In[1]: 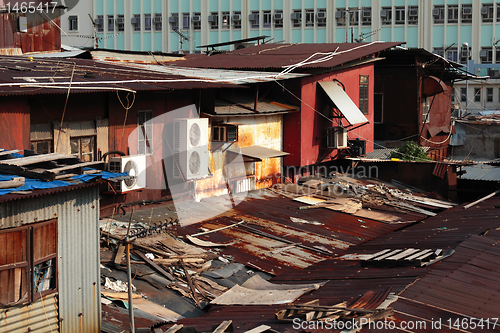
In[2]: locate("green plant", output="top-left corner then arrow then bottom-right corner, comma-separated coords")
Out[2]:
388,141 -> 432,161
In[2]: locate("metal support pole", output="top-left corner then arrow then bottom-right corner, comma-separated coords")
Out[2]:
126,242 -> 135,333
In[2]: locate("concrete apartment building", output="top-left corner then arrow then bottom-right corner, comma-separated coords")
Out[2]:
60,0 -> 500,114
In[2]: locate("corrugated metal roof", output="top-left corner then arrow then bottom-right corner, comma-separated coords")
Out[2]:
172,42 -> 403,70
461,164 -> 500,181
318,81 -> 368,125
0,56 -> 234,96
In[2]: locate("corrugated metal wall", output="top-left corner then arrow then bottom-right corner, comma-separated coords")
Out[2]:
0,185 -> 101,333
0,294 -> 59,332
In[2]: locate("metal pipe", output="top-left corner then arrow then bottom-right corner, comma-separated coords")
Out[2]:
126,242 -> 135,333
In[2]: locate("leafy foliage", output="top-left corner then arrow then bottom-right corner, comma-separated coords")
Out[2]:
389,141 -> 432,161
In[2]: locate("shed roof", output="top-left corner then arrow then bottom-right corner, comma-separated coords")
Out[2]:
171,42 -> 403,71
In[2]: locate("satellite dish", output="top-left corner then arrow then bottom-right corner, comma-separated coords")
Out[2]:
123,159 -> 138,188
189,151 -> 200,175
189,122 -> 201,147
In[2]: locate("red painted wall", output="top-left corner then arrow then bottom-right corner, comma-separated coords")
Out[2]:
283,63 -> 375,168
0,97 -> 30,150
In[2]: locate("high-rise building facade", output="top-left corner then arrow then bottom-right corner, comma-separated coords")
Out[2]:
61,0 -> 500,114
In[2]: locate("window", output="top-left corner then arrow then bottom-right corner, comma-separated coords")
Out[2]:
192,12 -> 201,30
462,4 -> 472,23
138,110 -> 153,155
116,15 -> 124,32
0,220 -> 57,308
336,8 -> 346,26
212,124 -> 238,142
482,4 -> 494,22
447,5 -> 458,23
317,8 -> 326,27
446,47 -> 458,62
422,97 -> 430,123
395,7 -> 405,25
433,5 -> 444,24
96,15 -> 103,32
460,45 -> 471,62
221,12 -> 230,29
154,13 -> 162,31
250,11 -> 259,29
144,14 -> 151,31
208,12 -> 218,29
263,10 -> 272,28
133,14 -> 141,31
381,7 -> 392,25
480,47 -> 493,63
71,136 -> 95,162
349,8 -> 359,25
474,88 -> 481,102
433,47 -> 444,57
107,15 -> 114,32
461,87 -> 467,102
305,9 -> 314,27
169,13 -> 178,30
361,7 -> 371,26
274,10 -> 283,28
68,15 -> 78,31
359,76 -> 369,115
30,123 -> 53,155
292,9 -> 301,27
487,88 -> 493,102
233,11 -> 241,29
182,13 -> 190,30
408,6 -> 418,24
497,4 -> 500,22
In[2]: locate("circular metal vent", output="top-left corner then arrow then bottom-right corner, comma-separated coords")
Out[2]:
189,151 -> 200,175
123,160 -> 138,188
189,122 -> 201,147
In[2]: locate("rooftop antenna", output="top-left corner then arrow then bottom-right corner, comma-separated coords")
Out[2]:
354,29 -> 380,43
173,29 -> 190,55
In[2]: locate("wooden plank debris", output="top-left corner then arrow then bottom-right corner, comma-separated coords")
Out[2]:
0,177 -> 24,189
190,220 -> 246,237
114,244 -> 126,266
463,189 -> 500,209
360,248 -> 446,267
133,250 -> 176,281
212,320 -> 233,333
0,153 -> 76,166
164,324 -> 184,333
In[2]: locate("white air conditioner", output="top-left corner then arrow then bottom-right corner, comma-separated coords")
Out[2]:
362,10 -> 371,18
208,15 -> 217,22
232,14 -> 241,21
248,14 -> 258,21
168,16 -> 177,23
408,8 -> 418,16
94,18 -> 103,25
432,8 -> 441,16
192,15 -> 201,22
173,118 -> 209,180
131,17 -> 140,24
327,127 -> 348,149
462,7 -> 472,15
317,11 -> 326,19
108,155 -> 147,193
380,9 -> 388,17
291,12 -> 301,20
481,6 -> 489,15
480,49 -> 488,58
153,16 -> 162,23
335,11 -> 343,18
116,17 -> 125,24
274,12 -> 283,20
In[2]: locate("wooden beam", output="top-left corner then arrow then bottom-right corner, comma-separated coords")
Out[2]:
164,324 -> 184,333
0,164 -> 56,181
463,189 -> 500,209
213,321 -> 233,333
114,244 -> 126,266
49,161 -> 105,173
133,250 -> 176,282
0,149 -> 22,157
0,177 -> 24,189
0,153 -> 77,167
180,259 -> 202,308
190,220 -> 245,237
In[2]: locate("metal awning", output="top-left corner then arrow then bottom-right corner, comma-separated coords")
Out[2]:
318,81 -> 369,126
227,145 -> 289,161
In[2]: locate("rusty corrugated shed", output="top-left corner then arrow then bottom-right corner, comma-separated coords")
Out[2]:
0,294 -> 59,332
172,42 -> 402,70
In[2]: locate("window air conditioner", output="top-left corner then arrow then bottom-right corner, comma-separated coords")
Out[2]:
362,10 -> 371,18
380,9 -> 388,17
168,16 -> 177,23
481,6 -> 489,15
480,50 -> 488,58
335,11 -> 343,18
327,127 -> 348,149
153,16 -> 162,23
408,8 -> 418,16
462,7 -> 472,15
94,18 -> 103,25
274,12 -> 283,20
290,12 -> 301,20
248,14 -> 258,21
131,17 -> 140,24
173,118 -> 209,180
116,17 -> 125,24
192,15 -> 201,22
208,15 -> 217,22
232,14 -> 241,21
317,11 -> 326,19
108,155 -> 147,193
432,8 -> 441,16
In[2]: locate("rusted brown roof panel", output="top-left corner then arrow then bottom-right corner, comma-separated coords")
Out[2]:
172,42 -> 402,70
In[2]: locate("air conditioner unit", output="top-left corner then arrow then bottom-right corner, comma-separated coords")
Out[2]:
335,11 -> 343,18
327,127 -> 348,149
488,69 -> 499,78
168,16 -> 177,23
461,48 -> 469,59
432,8 -> 441,16
317,11 -> 326,19
481,6 -> 489,15
108,155 -> 147,193
408,8 -> 418,16
94,18 -> 103,25
131,17 -> 140,24
362,10 -> 371,18
116,17 -> 125,24
173,118 -> 209,180
192,15 -> 201,22
380,9 -> 388,17
248,14 -> 258,21
274,12 -> 283,20
208,15 -> 217,22
480,49 -> 489,58
349,140 -> 366,156
290,12 -> 301,20
462,7 -> 472,15
232,14 -> 241,21
153,16 -> 162,23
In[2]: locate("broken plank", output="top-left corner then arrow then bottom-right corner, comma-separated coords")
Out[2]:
114,245 -> 126,266
133,250 -> 176,282
181,259 -> 202,308
463,189 -> 500,209
49,161 -> 105,174
190,220 -> 245,237
153,258 -> 205,265
386,201 -> 437,216
0,153 -> 77,166
0,177 -> 24,189
213,321 -> 233,333
243,325 -> 272,333
0,149 -> 22,157
164,324 -> 184,333
0,164 -> 56,181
